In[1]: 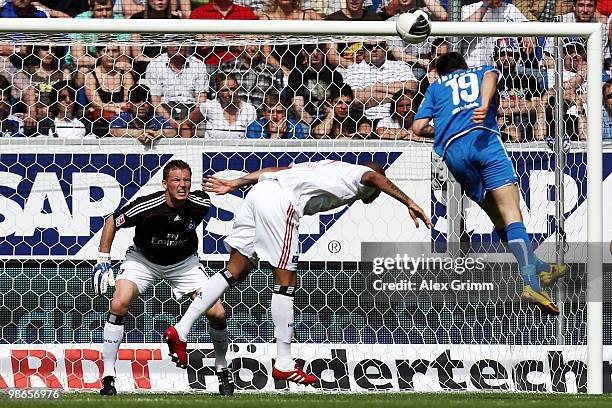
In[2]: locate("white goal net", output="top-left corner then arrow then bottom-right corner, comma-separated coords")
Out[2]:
0,20 -> 606,393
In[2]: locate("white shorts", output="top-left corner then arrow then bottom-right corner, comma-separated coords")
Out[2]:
117,246 -> 208,299
224,180 -> 300,271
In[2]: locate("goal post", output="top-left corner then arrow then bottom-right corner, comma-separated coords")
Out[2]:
0,18 -> 605,394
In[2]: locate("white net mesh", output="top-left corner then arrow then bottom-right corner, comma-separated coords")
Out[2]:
0,25 -> 606,393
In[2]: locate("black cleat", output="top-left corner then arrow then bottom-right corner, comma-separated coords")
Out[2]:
216,368 -> 235,396
100,376 -> 117,395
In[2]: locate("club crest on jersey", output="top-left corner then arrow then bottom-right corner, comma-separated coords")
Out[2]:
115,214 -> 126,227
187,221 -> 195,230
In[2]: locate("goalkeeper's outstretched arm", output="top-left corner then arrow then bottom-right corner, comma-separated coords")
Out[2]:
203,166 -> 289,194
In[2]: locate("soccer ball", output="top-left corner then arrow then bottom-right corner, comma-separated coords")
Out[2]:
396,9 -> 432,44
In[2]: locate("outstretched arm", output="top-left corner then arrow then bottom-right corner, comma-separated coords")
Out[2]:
361,171 -> 433,228
203,166 -> 289,194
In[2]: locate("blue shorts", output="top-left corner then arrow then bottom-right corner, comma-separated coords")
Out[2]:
443,130 -> 518,204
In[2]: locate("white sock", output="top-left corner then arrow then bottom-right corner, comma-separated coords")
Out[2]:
271,292 -> 294,371
102,322 -> 124,378
209,325 -> 228,370
174,272 -> 230,340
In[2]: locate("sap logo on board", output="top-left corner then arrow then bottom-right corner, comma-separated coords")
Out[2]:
202,152 -> 401,255
0,154 -> 172,256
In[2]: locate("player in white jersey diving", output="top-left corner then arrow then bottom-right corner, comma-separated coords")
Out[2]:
163,160 -> 432,385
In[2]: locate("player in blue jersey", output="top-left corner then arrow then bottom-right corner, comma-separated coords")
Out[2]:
413,52 -> 567,316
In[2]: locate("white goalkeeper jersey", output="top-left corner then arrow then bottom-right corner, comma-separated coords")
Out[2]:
259,160 -> 377,216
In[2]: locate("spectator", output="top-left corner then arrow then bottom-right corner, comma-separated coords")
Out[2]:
0,75 -> 24,137
604,57 -> 612,81
215,45 -> 284,112
131,0 -> 185,18
603,79 -> 612,140
461,0 -> 528,67
189,73 -> 257,139
286,44 -> 345,124
382,0 -> 447,21
191,0 -> 257,72
110,84 -> 176,142
38,80 -> 92,138
544,0 -> 609,61
131,0 -> 182,80
325,0 -> 382,69
598,0 -> 612,16
547,42 -> 587,140
24,46 -> 71,120
84,45 -> 134,125
325,0 -> 380,19
257,0 -> 321,73
494,44 -> 547,141
68,0 -> 130,79
247,94 -> 307,139
31,0 -> 88,17
0,43 -> 35,125
343,40 -> 418,121
375,89 -> 422,140
513,0 -> 573,21
305,0 -> 373,16
144,46 -> 209,137
517,36 -> 546,92
113,0 -> 143,17
0,0 -> 49,18
415,37 -> 449,107
234,0 -> 267,13
115,0 -> 190,17
311,86 -> 364,138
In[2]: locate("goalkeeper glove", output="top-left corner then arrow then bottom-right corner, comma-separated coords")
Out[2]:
93,252 -> 115,295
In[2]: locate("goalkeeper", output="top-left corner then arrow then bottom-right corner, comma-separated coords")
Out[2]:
412,52 -> 567,315
163,159 -> 432,386
92,160 -> 234,396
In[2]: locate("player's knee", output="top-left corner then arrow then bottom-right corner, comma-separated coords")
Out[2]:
109,296 -> 130,316
206,302 -> 226,324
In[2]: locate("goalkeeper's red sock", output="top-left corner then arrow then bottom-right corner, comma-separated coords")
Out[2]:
272,287 -> 295,371
102,314 -> 125,378
175,271 -> 230,339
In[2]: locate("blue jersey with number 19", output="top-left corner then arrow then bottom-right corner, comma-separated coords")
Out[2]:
414,65 -> 500,157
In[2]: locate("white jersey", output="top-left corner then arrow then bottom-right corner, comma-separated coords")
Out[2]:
259,160 -> 377,216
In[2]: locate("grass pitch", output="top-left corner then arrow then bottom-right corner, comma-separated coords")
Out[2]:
3,392 -> 612,408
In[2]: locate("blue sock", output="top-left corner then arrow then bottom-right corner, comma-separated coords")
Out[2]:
505,222 -> 541,292
497,227 -> 549,273
535,258 -> 550,273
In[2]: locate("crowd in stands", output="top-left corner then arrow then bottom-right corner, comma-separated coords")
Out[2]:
1,0 -> 612,141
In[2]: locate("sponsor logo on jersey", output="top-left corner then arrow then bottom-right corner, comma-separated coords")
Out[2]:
174,214 -> 182,222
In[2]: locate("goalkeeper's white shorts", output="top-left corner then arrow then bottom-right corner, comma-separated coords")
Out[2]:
224,179 -> 300,272
117,246 -> 208,299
